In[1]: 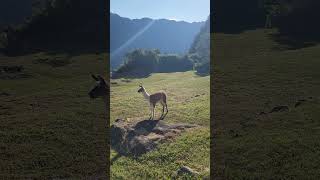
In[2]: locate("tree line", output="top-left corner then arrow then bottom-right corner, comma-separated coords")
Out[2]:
213,0 -> 320,42
1,0 -> 106,55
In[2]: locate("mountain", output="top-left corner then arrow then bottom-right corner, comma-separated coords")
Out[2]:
110,13 -> 204,69
189,16 -> 210,62
189,16 -> 210,75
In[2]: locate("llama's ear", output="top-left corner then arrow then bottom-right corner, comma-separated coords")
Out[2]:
91,74 -> 99,81
97,75 -> 107,85
97,75 -> 105,81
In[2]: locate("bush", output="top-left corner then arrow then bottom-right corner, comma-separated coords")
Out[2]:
114,49 -> 159,78
113,49 -> 194,78
157,54 -> 193,73
194,61 -> 210,75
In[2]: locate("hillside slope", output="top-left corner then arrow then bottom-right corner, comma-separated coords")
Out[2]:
110,71 -> 210,178
189,16 -> 210,74
213,29 -> 320,179
189,16 -> 210,62
0,52 -> 108,178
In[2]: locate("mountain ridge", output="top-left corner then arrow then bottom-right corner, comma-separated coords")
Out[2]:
110,13 -> 204,69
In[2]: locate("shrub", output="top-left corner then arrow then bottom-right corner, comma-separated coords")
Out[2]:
157,54 -> 193,73
113,49 -> 194,78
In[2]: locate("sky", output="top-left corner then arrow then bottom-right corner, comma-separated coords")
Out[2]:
110,0 -> 210,23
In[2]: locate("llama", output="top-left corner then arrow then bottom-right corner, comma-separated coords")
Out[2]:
88,74 -> 109,107
88,74 -> 110,178
137,85 -> 168,120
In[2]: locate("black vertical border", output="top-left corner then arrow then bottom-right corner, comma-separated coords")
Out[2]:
106,0 -> 110,179
210,1 -> 215,179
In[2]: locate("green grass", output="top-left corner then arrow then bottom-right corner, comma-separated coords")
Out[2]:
0,52 -> 108,178
213,29 -> 320,179
110,71 -> 210,179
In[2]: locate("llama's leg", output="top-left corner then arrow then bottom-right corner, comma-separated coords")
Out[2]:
148,105 -> 153,120
152,104 -> 156,120
160,101 -> 165,120
152,108 -> 155,120
149,107 -> 154,120
162,103 -> 168,119
160,105 -> 165,119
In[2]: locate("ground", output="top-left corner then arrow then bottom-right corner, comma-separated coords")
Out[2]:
0,52 -> 108,178
110,71 -> 210,179
213,29 -> 320,179
3,27 -> 318,179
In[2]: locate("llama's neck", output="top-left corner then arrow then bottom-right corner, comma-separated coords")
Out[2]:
102,95 -> 109,108
142,90 -> 150,101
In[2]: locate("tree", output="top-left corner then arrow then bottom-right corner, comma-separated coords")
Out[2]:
274,0 -> 320,41
213,0 -> 266,33
3,0 -> 106,55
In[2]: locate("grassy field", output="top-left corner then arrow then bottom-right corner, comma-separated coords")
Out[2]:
110,71 -> 210,179
0,52 -> 108,178
213,29 -> 320,179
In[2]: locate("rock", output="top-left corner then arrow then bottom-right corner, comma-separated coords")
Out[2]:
177,166 -> 199,176
269,106 -> 289,113
295,99 -> 307,108
1,65 -> 23,73
111,118 -> 198,156
295,102 -> 302,108
0,92 -> 10,96
259,111 -> 267,115
229,129 -> 239,138
121,79 -> 131,83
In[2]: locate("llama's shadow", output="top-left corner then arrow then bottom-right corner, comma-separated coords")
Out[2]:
132,119 -> 161,135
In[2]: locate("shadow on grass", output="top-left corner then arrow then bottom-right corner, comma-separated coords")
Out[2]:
214,25 -> 262,35
111,72 -> 151,79
112,71 -> 208,80
111,153 -> 122,165
2,45 -> 107,57
270,33 -> 318,50
195,72 -> 210,77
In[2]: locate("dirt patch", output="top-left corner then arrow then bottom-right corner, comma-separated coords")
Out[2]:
0,65 -> 31,79
111,118 -> 198,157
33,56 -> 71,67
0,66 -> 24,73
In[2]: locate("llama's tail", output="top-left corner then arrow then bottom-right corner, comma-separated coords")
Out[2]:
162,92 -> 167,104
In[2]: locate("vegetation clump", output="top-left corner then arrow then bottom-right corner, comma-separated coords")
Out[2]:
113,49 -> 194,78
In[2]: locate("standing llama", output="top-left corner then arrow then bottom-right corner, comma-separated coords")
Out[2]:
137,85 -> 168,120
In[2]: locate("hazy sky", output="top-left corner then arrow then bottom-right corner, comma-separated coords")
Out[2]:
110,0 -> 210,23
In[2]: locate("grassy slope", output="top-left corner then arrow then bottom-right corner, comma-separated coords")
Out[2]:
110,71 -> 210,179
213,29 -> 320,179
0,52 -> 108,178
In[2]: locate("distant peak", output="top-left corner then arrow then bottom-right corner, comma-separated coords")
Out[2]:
110,12 -> 205,24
